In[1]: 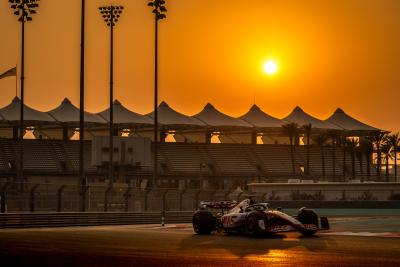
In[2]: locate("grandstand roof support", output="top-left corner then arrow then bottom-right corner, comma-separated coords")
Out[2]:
251,131 -> 257,145
205,130 -> 211,144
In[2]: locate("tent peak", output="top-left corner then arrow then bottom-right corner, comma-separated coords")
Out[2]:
250,104 -> 260,110
159,101 -> 169,107
62,98 -> 71,104
293,106 -> 303,112
113,99 -> 121,105
204,103 -> 214,109
12,96 -> 20,102
335,108 -> 344,113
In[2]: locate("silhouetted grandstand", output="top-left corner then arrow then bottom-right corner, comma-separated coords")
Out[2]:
0,97 -> 388,188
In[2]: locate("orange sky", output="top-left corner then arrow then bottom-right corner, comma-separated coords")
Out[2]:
0,0 -> 399,132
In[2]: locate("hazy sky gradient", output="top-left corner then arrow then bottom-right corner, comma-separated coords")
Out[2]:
0,0 -> 399,131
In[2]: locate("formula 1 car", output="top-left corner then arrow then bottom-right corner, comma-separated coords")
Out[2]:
192,198 -> 330,236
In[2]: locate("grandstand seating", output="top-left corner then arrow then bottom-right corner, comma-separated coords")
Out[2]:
159,143 -> 207,174
204,144 -> 258,175
23,140 -> 59,172
0,139 -> 12,170
253,145 -> 294,176
0,139 -> 377,181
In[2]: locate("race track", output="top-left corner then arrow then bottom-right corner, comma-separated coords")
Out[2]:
0,216 -> 399,267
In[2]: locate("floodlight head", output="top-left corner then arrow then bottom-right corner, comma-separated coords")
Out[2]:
9,0 -> 40,22
98,5 -> 124,27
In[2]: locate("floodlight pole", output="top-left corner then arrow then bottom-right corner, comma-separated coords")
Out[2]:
109,14 -> 114,187
99,5 -> 123,188
148,0 -> 167,189
153,14 -> 159,189
19,13 -> 25,187
79,0 -> 86,212
9,0 -> 39,188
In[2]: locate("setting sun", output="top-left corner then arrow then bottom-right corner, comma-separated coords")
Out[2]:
263,60 -> 278,75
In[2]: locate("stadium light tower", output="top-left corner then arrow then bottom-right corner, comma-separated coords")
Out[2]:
79,0 -> 86,212
147,0 -> 167,188
9,0 -> 40,186
99,5 -> 124,185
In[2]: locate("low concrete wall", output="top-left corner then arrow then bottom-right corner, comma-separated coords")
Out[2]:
266,200 -> 400,209
248,182 -> 400,201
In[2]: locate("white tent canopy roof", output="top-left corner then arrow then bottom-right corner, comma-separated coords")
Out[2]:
98,99 -> 153,125
147,101 -> 205,127
194,103 -> 252,128
0,97 -> 55,123
239,105 -> 286,128
48,98 -> 105,124
325,108 -> 379,132
284,106 -> 341,130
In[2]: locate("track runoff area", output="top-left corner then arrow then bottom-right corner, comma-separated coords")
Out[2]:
0,216 -> 399,267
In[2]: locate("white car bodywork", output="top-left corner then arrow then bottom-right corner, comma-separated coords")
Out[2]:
219,199 -> 317,233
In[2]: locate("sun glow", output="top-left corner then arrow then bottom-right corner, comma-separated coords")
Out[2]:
263,60 -> 278,75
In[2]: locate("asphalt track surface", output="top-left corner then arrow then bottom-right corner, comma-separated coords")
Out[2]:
0,217 -> 399,267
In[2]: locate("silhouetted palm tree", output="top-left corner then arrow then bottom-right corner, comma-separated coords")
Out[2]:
381,143 -> 392,181
386,133 -> 399,181
367,132 -> 387,179
360,138 -> 373,181
301,124 -> 312,176
312,134 -> 328,179
339,135 -> 348,180
355,145 -> 364,181
346,138 -> 359,179
327,130 -> 340,180
282,122 -> 299,177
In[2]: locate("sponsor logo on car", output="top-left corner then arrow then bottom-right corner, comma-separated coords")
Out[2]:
267,225 -> 295,233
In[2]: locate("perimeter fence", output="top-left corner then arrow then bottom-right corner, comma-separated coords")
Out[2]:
0,181 -> 243,213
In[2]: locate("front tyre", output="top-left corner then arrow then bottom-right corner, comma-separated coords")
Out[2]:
245,214 -> 263,237
297,208 -> 318,236
193,210 -> 215,234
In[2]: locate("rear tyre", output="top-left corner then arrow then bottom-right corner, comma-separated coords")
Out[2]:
193,210 -> 215,234
297,208 -> 319,236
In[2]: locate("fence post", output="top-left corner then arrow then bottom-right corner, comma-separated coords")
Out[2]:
80,184 -> 89,212
57,185 -> 67,212
0,183 -> 10,213
161,189 -> 169,226
194,190 -> 202,210
144,189 -> 151,211
104,185 -> 113,212
124,186 -> 132,212
30,184 -> 40,212
179,189 -> 186,211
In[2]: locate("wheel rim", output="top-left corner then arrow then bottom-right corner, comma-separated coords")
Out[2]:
247,217 -> 256,234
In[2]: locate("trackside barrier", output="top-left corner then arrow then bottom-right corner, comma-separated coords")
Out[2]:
0,211 -> 194,229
